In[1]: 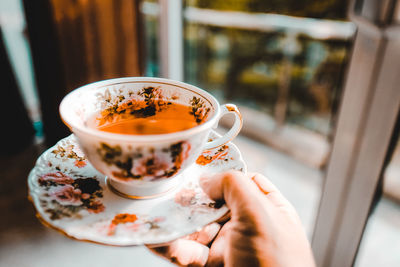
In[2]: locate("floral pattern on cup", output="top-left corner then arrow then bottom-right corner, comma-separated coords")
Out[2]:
96,141 -> 191,181
189,96 -> 211,124
96,86 -> 172,126
38,172 -> 105,220
59,78 -> 243,198
93,86 -> 210,128
92,86 -> 210,126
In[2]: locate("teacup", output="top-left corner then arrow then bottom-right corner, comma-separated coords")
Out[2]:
59,77 -> 242,198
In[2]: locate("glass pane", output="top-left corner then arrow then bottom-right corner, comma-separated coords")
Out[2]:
355,135 -> 400,267
182,0 -> 355,236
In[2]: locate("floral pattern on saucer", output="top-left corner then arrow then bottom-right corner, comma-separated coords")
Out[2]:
196,144 -> 230,166
28,132 -> 246,246
37,172 -> 105,220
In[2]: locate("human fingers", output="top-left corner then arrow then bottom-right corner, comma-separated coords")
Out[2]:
247,172 -> 278,194
148,239 -> 209,267
200,170 -> 260,210
200,170 -> 270,224
146,223 -> 220,266
206,221 -> 232,267
248,172 -> 292,208
215,210 -> 231,224
186,222 -> 221,245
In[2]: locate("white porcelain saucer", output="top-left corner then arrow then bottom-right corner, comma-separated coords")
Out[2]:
28,131 -> 246,246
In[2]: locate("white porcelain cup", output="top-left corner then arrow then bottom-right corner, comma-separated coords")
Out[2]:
60,77 -> 242,198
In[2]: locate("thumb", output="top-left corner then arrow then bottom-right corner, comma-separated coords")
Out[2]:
199,170 -> 264,217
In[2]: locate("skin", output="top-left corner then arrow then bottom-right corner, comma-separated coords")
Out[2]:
148,170 -> 316,267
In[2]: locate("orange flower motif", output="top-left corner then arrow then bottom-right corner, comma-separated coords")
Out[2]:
107,213 -> 138,236
74,160 -> 86,168
112,213 -> 138,225
196,155 -> 213,165
196,145 -> 229,166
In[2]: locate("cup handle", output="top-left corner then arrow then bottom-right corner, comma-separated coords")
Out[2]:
203,104 -> 243,150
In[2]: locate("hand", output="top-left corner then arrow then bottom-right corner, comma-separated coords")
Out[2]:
147,170 -> 316,267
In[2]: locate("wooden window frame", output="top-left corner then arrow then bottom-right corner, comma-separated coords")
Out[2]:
312,0 -> 400,266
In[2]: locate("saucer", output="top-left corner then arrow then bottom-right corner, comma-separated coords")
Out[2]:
28,131 -> 246,246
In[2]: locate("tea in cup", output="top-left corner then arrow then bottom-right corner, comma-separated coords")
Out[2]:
60,77 -> 242,198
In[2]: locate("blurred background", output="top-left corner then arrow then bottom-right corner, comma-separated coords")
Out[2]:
0,0 -> 399,266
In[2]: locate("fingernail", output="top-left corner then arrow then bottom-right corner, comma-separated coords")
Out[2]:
198,245 -> 209,266
173,240 -> 209,266
197,223 -> 221,244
